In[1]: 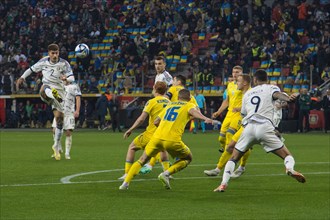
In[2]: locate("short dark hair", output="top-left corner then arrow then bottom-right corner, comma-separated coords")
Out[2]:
175,74 -> 186,86
48,44 -> 59,51
254,69 -> 268,82
178,89 -> 191,101
154,81 -> 167,95
155,56 -> 166,63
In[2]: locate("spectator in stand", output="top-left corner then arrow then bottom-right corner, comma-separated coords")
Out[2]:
25,100 -> 33,127
321,89 -> 330,133
80,79 -> 89,93
321,66 -> 330,83
1,0 -> 330,99
78,99 -> 94,128
298,88 -> 311,133
95,93 -> 108,130
109,93 -> 122,132
16,102 -> 26,128
89,76 -> 99,93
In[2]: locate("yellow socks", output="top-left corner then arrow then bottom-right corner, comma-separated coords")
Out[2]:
125,161 -> 133,174
124,160 -> 142,184
217,150 -> 232,169
165,160 -> 189,175
161,161 -> 170,171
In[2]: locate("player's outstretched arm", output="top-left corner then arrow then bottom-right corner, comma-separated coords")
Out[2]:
74,96 -> 81,118
273,92 -> 298,102
189,107 -> 212,123
123,112 -> 148,139
212,97 -> 228,118
16,77 -> 25,91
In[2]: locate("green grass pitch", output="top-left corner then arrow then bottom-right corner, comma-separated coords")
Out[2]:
1,129 -> 329,220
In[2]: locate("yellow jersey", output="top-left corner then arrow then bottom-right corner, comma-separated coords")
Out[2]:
227,81 -> 243,112
143,96 -> 170,137
167,85 -> 198,106
153,101 -> 197,142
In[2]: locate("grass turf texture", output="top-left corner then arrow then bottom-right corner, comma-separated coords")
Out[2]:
0,130 -> 329,220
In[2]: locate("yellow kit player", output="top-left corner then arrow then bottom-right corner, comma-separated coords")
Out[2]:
204,66 -> 248,176
118,81 -> 170,180
166,74 -> 198,106
140,74 -> 198,174
119,89 -> 214,190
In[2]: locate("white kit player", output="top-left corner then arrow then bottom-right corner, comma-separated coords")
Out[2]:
16,44 -> 75,160
273,98 -> 287,142
214,69 -> 306,192
154,56 -> 173,86
52,81 -> 81,159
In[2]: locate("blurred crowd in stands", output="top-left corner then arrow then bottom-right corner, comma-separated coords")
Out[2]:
0,0 -> 330,95
1,0 -> 330,130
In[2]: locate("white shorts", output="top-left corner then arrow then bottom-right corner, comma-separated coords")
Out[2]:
40,86 -> 65,113
52,115 -> 75,130
52,89 -> 65,112
235,121 -> 283,153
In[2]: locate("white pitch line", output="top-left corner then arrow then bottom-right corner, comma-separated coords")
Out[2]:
61,161 -> 330,184
1,171 -> 329,188
60,169 -> 123,184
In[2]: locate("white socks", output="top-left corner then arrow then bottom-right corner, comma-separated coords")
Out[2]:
221,160 -> 236,185
284,155 -> 295,172
54,128 -> 62,150
65,136 -> 72,155
237,165 -> 245,171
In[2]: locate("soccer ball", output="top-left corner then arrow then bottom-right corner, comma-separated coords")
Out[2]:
75,43 -> 89,58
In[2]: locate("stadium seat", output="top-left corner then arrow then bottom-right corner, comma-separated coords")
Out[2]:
98,80 -> 105,87
252,61 -> 260,68
192,33 -> 198,41
30,81 -> 36,89
98,43 -> 105,50
223,77 -> 228,85
105,43 -> 111,49
283,84 -> 293,93
146,79 -> 154,88
91,44 -> 98,50
282,67 -> 291,76
270,77 -> 278,85
173,55 -> 180,63
301,84 -> 309,90
260,60 -> 270,69
210,86 -> 218,94
292,84 -> 301,93
169,63 -> 177,71
180,55 -> 188,63
198,33 -> 206,40
266,68 -> 273,76
273,68 -> 281,76
203,86 -> 210,94
68,52 -> 75,59
187,86 -> 194,94
218,86 -> 225,92
277,76 -> 286,85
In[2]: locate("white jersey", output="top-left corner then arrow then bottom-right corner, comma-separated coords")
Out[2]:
30,57 -> 73,90
241,84 -> 280,127
63,83 -> 82,115
155,70 -> 173,86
